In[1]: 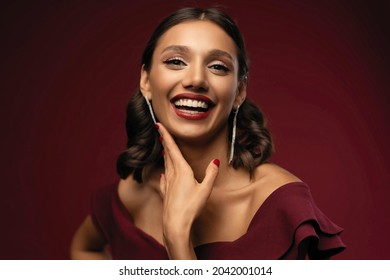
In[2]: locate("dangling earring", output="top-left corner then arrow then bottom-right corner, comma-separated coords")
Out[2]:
229,104 -> 240,165
144,95 -> 157,124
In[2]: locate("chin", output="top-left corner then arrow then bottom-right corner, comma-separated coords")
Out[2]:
172,128 -> 207,142
172,124 -> 226,146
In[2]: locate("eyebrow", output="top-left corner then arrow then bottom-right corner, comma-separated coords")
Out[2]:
208,49 -> 234,61
161,45 -> 189,54
161,45 -> 234,61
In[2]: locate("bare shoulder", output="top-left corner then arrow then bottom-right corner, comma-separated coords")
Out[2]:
251,163 -> 302,202
117,175 -> 146,214
117,171 -> 162,215
254,163 -> 302,186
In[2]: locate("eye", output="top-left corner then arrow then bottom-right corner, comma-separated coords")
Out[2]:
208,62 -> 230,74
163,57 -> 187,69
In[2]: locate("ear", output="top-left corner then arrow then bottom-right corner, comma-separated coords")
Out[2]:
234,79 -> 247,109
140,65 -> 152,99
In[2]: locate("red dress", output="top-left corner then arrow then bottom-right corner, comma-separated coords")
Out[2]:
91,182 -> 345,259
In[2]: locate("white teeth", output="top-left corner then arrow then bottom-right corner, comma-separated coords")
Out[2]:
180,109 -> 201,115
174,99 -> 208,109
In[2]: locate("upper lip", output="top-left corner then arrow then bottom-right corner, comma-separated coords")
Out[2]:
170,93 -> 215,106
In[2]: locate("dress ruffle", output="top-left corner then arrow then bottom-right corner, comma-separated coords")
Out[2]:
195,182 -> 346,259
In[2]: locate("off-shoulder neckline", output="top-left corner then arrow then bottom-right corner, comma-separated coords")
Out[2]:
113,181 -> 308,250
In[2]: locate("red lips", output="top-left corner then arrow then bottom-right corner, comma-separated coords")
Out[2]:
170,93 -> 215,120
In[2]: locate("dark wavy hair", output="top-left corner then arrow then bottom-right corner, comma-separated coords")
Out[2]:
117,7 -> 273,182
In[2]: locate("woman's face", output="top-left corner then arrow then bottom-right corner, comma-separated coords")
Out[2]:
141,20 -> 246,144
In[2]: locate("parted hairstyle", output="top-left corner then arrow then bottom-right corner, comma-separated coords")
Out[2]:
117,7 -> 273,183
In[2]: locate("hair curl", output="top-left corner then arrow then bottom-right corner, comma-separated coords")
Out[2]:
117,7 -> 273,182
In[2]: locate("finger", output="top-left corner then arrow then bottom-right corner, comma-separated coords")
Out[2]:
157,123 -> 186,166
163,146 -> 174,178
201,159 -> 220,189
157,124 -> 175,173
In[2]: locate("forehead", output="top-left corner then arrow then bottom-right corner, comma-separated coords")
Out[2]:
154,20 -> 237,57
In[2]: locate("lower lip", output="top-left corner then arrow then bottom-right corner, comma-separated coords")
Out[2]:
172,105 -> 212,120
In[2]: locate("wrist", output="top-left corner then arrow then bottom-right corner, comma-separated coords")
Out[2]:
163,221 -> 196,260
163,234 -> 196,260
163,221 -> 191,244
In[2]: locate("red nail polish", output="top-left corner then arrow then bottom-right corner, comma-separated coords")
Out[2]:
213,159 -> 220,167
159,136 -> 163,142
162,150 -> 165,156
155,124 -> 159,129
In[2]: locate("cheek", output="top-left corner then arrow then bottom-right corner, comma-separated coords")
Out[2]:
212,78 -> 238,103
149,69 -> 178,99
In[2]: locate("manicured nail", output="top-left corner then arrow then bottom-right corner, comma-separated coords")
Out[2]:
155,124 -> 159,130
162,150 -> 165,156
213,159 -> 220,167
159,136 -> 163,142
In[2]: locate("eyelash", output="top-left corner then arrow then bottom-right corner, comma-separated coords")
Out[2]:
162,57 -> 230,74
163,57 -> 186,67
209,63 -> 230,73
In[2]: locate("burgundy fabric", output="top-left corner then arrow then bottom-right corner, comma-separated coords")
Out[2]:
91,182 -> 345,259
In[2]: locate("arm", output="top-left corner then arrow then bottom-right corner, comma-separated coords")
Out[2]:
157,123 -> 219,259
70,215 -> 111,260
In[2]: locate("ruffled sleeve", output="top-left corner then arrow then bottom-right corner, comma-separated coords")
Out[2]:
263,182 -> 346,259
195,182 -> 346,259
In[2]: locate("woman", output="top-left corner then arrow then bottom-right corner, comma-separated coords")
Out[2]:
70,7 -> 345,260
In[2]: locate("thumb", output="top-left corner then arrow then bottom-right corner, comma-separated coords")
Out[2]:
201,159 -> 220,188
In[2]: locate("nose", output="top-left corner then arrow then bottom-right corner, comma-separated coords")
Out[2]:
181,61 -> 208,92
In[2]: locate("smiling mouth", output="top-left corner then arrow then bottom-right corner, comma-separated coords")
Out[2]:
173,98 -> 209,114
171,94 -> 215,119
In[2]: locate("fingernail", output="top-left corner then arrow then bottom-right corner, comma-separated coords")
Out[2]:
159,136 -> 163,142
155,124 -> 159,130
162,150 -> 165,156
213,159 -> 220,167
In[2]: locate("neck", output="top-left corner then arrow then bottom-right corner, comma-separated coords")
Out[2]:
144,128 -> 250,192
179,141 -> 251,191
175,131 -> 237,186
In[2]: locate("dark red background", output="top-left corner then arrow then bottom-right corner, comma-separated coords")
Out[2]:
1,0 -> 389,259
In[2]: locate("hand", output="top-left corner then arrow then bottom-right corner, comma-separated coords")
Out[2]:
156,123 -> 220,259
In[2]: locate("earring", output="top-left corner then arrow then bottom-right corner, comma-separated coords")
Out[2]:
229,104 -> 240,165
144,95 -> 157,124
